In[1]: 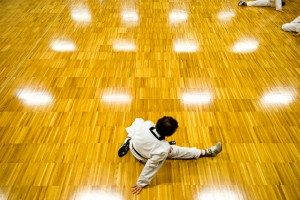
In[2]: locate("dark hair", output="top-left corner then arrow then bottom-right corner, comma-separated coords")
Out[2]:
156,116 -> 178,137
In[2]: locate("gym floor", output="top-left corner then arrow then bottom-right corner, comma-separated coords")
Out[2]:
0,0 -> 299,199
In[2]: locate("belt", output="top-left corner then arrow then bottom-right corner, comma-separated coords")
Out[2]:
132,144 -> 146,159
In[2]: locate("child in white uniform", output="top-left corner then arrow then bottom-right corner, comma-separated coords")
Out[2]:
118,116 -> 222,194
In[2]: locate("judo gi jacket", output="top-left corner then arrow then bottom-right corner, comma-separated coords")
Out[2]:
126,118 -> 171,187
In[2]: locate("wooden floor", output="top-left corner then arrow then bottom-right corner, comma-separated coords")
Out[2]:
0,0 -> 299,199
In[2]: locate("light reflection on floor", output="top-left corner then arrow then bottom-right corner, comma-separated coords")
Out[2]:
73,190 -> 123,200
121,9 -> 139,25
173,39 -> 199,53
101,93 -> 132,103
232,38 -> 259,53
16,88 -> 53,106
71,5 -> 92,23
169,9 -> 188,24
182,92 -> 213,105
261,89 -> 295,105
194,187 -> 241,200
113,39 -> 136,52
50,39 -> 77,52
0,189 -> 7,200
217,10 -> 235,22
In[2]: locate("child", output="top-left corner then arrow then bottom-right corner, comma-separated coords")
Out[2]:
118,116 -> 222,194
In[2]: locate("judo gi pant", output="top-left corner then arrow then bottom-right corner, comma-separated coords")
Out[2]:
247,0 -> 273,7
130,145 -> 201,163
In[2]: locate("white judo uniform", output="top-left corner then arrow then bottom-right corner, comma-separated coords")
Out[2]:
246,0 -> 282,11
126,118 -> 201,187
282,16 -> 300,33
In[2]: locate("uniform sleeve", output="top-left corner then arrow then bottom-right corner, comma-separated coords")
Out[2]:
275,0 -> 282,11
136,152 -> 168,187
125,118 -> 144,137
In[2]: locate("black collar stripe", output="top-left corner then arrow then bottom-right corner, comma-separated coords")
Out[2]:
149,127 -> 165,140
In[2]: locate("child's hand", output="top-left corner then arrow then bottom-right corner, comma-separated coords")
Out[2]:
131,184 -> 143,194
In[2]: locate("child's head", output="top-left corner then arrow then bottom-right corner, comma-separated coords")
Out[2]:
156,116 -> 178,137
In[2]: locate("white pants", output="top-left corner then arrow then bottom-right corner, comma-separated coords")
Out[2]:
247,0 -> 273,7
282,16 -> 300,32
130,144 -> 201,163
168,145 -> 201,159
